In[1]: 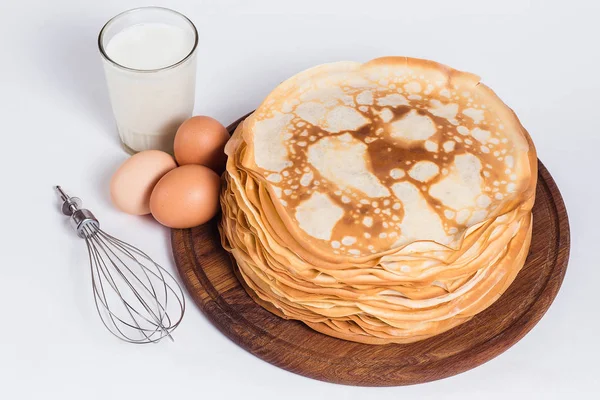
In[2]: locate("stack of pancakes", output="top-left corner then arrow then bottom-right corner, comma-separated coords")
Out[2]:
219,57 -> 537,344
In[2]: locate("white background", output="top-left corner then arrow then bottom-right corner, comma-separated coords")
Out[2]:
0,0 -> 598,398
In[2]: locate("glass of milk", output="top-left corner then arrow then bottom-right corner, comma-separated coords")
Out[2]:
98,7 -> 198,154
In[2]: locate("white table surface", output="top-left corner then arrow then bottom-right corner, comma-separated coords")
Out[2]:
1,0 -> 598,398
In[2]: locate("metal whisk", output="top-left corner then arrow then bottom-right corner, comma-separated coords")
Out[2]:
55,186 -> 185,344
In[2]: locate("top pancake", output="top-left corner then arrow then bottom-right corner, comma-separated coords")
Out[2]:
234,57 -> 537,261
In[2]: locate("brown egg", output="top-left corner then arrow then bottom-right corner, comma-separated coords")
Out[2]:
174,116 -> 230,172
150,165 -> 221,229
110,150 -> 177,215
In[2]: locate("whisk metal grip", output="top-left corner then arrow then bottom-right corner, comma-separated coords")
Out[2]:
70,209 -> 100,238
55,186 -> 99,238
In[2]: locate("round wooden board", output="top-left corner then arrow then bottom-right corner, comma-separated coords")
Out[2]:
171,115 -> 570,386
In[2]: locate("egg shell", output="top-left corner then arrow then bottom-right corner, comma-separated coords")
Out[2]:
110,150 -> 177,215
150,164 -> 221,229
174,116 -> 230,172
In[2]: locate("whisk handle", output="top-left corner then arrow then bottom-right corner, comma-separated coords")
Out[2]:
55,186 -> 100,237
71,209 -> 100,238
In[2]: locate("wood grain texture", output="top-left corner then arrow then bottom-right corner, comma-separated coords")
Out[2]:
171,115 -> 570,386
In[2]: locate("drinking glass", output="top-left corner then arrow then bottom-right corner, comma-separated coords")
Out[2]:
98,7 -> 198,154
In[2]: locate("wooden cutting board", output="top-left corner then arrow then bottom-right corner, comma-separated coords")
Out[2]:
171,114 -> 570,386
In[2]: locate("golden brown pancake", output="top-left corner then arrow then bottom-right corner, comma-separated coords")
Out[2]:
219,56 -> 537,344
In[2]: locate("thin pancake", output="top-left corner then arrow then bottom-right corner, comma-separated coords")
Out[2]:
219,56 -> 537,344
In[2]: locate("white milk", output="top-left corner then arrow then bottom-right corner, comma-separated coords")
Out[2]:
106,23 -> 193,70
101,19 -> 197,153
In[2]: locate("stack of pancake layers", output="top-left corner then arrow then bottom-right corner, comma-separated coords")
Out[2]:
219,57 -> 537,344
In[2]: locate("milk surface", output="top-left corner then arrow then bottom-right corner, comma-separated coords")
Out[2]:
106,23 -> 194,70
